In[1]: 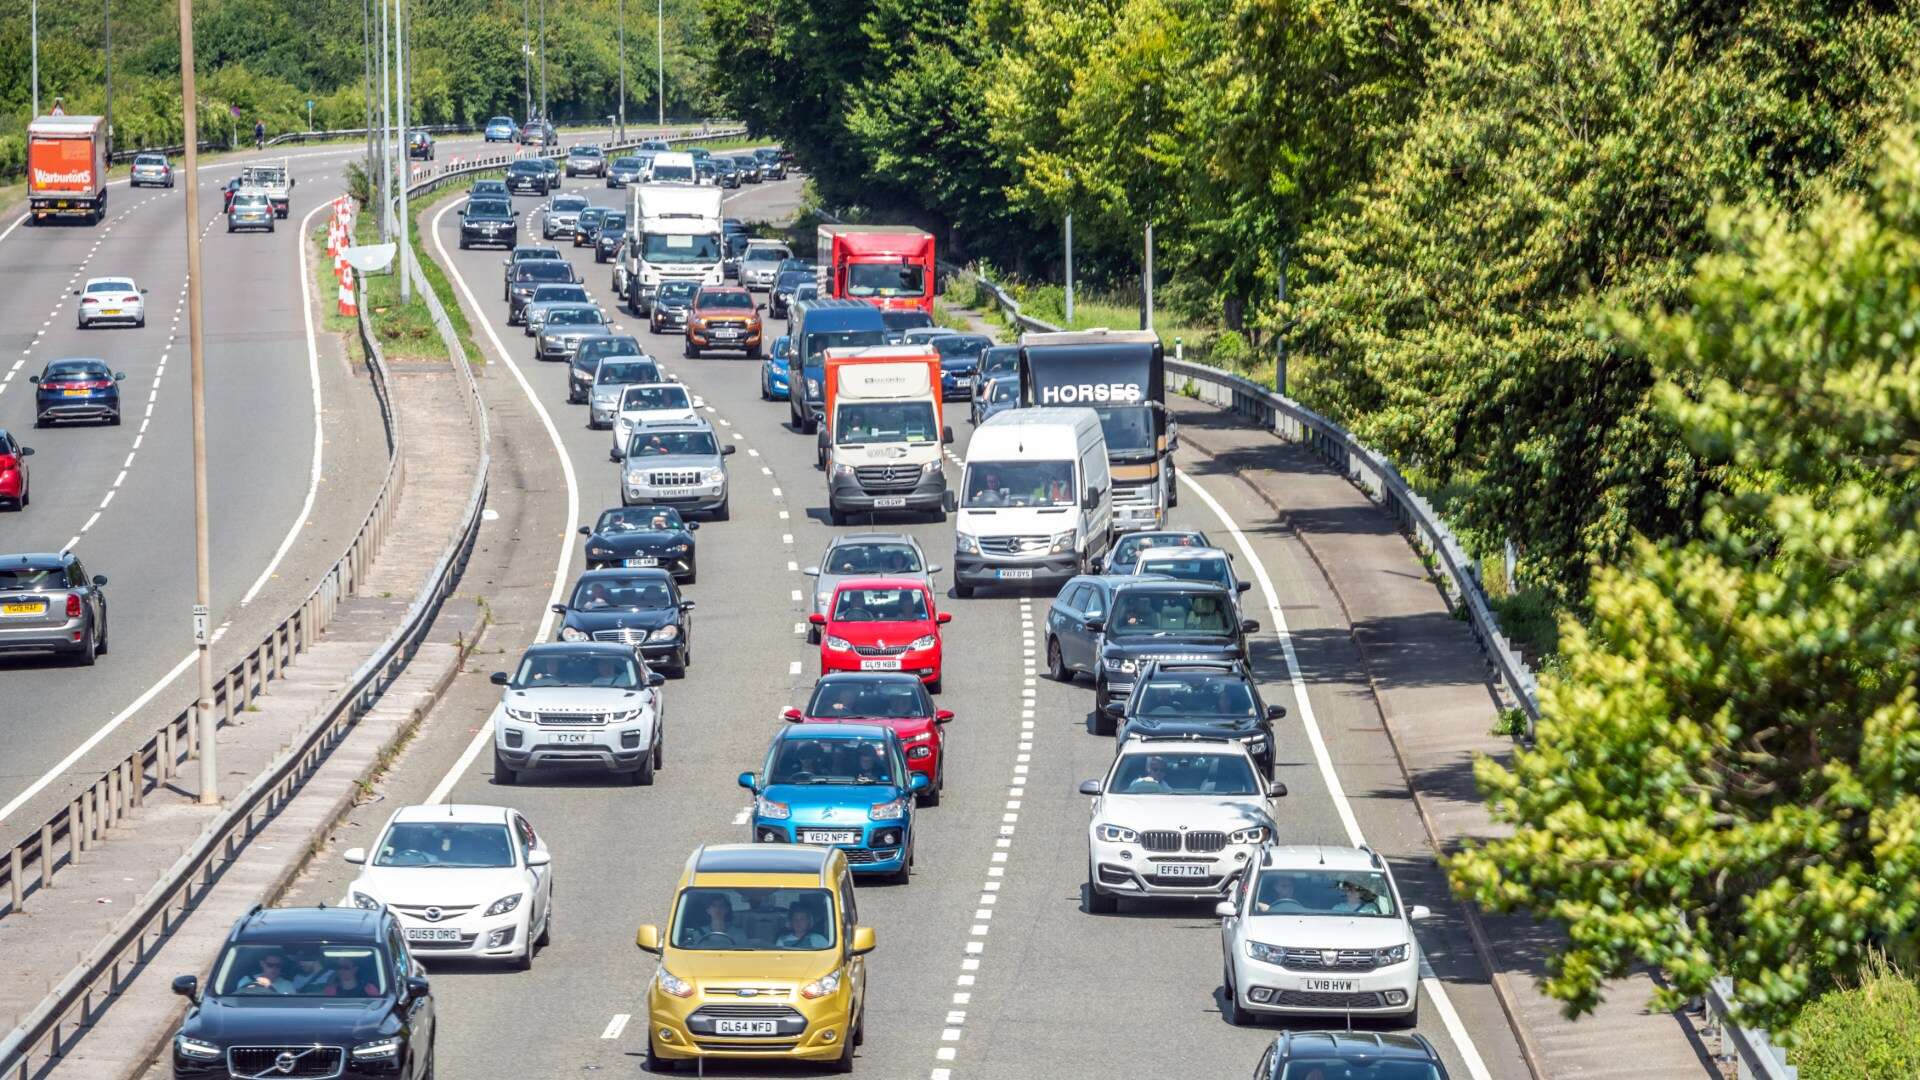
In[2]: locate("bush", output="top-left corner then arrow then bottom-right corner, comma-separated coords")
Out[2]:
1788,957 -> 1920,1079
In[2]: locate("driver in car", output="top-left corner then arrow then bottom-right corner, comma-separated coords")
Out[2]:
684,894 -> 738,946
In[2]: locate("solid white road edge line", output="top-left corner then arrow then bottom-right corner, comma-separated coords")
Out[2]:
1175,470 -> 1493,1080
239,200 -> 331,606
423,194 -> 580,806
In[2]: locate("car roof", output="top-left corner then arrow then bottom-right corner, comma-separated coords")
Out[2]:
632,417 -> 714,433
0,552 -> 71,570
1137,546 -> 1229,561
1272,1031 -> 1438,1064
1116,734 -> 1248,756
231,905 -> 386,945
1260,845 -> 1387,873
45,357 -> 109,370
388,803 -> 511,825
1141,659 -> 1248,676
692,843 -> 830,881
511,245 -> 563,257
83,277 -> 134,287
814,671 -> 926,688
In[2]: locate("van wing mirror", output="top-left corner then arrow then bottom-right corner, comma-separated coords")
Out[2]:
635,924 -> 663,953
943,491 -> 959,514
1083,490 -> 1101,510
1240,619 -> 1261,634
849,926 -> 877,956
943,425 -> 954,445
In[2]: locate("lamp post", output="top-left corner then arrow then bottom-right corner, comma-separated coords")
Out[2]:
378,0 -> 392,239
1064,212 -> 1074,324
104,0 -> 113,157
522,0 -> 533,122
31,0 -> 40,118
657,0 -> 665,133
175,0 -> 219,805
395,0 -> 411,302
1274,246 -> 1288,397
538,0 -> 547,122
618,0 -> 628,143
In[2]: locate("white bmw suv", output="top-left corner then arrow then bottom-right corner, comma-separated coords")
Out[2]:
341,804 -> 554,970
1080,736 -> 1284,912
1217,845 -> 1431,1026
489,642 -> 666,785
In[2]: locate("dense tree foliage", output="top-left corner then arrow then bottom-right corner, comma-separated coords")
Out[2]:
0,0 -> 715,179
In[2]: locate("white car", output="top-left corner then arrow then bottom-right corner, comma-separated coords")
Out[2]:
609,382 -> 701,459
76,277 -> 147,329
341,804 -> 554,970
1081,736 -> 1283,912
489,641 -> 666,785
1217,845 -> 1431,1027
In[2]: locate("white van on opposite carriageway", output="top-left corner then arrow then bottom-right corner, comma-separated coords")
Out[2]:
644,151 -> 697,185
948,407 -> 1112,598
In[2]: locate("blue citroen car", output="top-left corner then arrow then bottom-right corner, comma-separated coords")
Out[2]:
31,358 -> 125,427
739,723 -> 925,883
759,337 -> 792,401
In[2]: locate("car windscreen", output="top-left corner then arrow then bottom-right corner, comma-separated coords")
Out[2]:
1135,673 -> 1257,716
512,650 -> 641,688
1107,591 -> 1234,636
658,281 -> 699,301
546,307 -> 603,326
823,542 -> 923,575
509,161 -> 543,174
0,568 -> 64,590
597,506 -> 686,531
1136,555 -> 1232,588
881,310 -> 933,331
467,201 -> 511,218
212,944 -> 389,998
1254,869 -> 1399,918
650,164 -> 694,183
613,157 -> 642,170
572,575 -> 675,610
375,822 -> 515,868
987,380 -> 1018,403
671,887 -> 837,951
931,335 -> 991,360
743,247 -> 788,264
847,262 -> 926,298
801,328 -> 885,363
602,213 -> 627,231
577,208 -> 607,225
835,402 -> 937,445
642,233 -> 721,263
472,181 -> 507,193
622,385 -> 692,411
775,271 -> 812,291
963,460 -> 1074,508
626,430 -> 719,457
979,348 -> 1018,375
1090,405 -> 1156,453
1279,1063 -> 1440,1080
533,286 -> 589,303
518,261 -> 574,282
832,586 -> 929,623
551,197 -> 589,213
1109,751 -> 1259,796
768,736 -> 895,786
698,290 -> 754,310
577,338 -> 641,364
570,146 -> 602,157
597,360 -> 662,384
513,247 -> 563,261
1111,532 -> 1205,568
806,679 -> 930,719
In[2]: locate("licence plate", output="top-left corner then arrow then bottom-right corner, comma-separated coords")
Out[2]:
714,1019 -> 779,1036
1156,863 -> 1209,879
553,732 -> 591,744
713,329 -> 739,339
874,497 -> 907,508
997,568 -> 1034,580
802,830 -> 860,845
405,928 -> 461,942
63,389 -> 89,397
102,309 -> 121,315
2,601 -> 46,616
859,659 -> 902,671
1305,978 -> 1356,993
653,489 -> 694,499
624,557 -> 660,567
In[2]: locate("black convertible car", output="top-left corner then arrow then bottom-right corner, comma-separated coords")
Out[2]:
577,505 -> 699,582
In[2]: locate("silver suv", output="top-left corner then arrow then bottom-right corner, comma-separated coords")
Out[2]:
0,552 -> 109,664
614,418 -> 735,519
541,194 -> 591,240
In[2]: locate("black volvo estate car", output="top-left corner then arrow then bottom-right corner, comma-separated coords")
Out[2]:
170,905 -> 436,1079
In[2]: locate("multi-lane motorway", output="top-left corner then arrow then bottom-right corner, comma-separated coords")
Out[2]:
220,167 -> 1536,1078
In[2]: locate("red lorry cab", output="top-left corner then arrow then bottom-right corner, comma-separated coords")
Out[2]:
816,225 -> 936,315
28,116 -> 110,224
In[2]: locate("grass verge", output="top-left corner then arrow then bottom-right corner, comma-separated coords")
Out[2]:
405,171 -> 502,366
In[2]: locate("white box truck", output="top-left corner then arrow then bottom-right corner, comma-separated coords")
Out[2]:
822,346 -> 953,525
949,408 -> 1112,597
619,184 -> 724,316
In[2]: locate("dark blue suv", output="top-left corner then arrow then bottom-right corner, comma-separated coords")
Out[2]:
31,357 -> 125,426
783,299 -> 887,433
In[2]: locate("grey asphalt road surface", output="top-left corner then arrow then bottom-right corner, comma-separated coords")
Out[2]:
176,166 -> 1532,1080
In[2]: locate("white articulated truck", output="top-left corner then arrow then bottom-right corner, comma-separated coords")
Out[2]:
619,184 -> 724,316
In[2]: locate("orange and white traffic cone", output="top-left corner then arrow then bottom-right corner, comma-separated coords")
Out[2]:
337,268 -> 358,318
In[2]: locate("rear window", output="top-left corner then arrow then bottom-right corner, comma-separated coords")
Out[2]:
135,155 -> 166,166
233,194 -> 268,208
86,281 -> 135,294
0,567 -> 65,590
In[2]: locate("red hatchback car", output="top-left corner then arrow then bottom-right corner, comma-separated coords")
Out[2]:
0,429 -> 33,510
810,577 -> 949,692
785,672 -> 953,805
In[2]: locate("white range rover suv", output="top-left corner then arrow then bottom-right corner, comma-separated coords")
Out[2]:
490,642 -> 665,785
1079,736 -> 1284,913
1217,845 -> 1431,1026
341,803 -> 554,969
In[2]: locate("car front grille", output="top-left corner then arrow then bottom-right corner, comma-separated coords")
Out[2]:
390,903 -> 478,921
842,847 -> 899,865
647,470 -> 703,487
1185,830 -> 1228,853
1276,948 -> 1382,972
1140,830 -> 1181,853
704,986 -> 792,999
854,464 -> 921,491
1137,830 -> 1227,853
535,711 -> 606,725
592,628 -> 652,645
703,318 -> 749,331
979,534 -> 1051,557
852,644 -> 909,657
1268,989 -> 1386,1009
690,1004 -> 805,1021
226,1045 -> 345,1079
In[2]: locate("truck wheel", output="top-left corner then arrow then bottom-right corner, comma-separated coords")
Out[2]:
684,344 -> 700,359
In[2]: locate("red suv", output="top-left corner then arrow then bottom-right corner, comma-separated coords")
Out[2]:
0,429 -> 32,509
809,577 -> 949,692
785,672 -> 953,805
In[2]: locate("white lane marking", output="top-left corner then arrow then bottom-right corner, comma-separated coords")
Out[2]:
425,195 -> 580,807
1175,470 -> 1493,1080
238,201 -> 332,606
600,1014 -> 630,1040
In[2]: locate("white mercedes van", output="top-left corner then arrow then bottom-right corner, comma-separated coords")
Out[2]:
950,407 -> 1111,597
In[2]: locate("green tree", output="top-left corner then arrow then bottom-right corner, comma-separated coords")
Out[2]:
1447,110 -> 1920,1035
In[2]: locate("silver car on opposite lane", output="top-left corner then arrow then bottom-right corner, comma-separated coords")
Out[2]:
0,552 -> 109,664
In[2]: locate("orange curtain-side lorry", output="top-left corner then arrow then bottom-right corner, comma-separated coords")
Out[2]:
28,116 -> 110,225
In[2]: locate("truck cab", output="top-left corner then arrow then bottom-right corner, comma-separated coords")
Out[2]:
816,225 -> 936,314
783,300 -> 888,434
1019,329 -> 1175,533
821,347 -> 952,525
950,407 -> 1113,597
622,184 -> 724,315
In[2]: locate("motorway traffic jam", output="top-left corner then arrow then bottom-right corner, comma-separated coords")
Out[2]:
7,116 -> 1479,1080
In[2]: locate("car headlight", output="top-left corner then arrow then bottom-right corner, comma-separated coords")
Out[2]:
955,533 -> 979,554
1049,529 -> 1077,554
1373,943 -> 1411,965
611,708 -> 642,722
559,626 -> 588,642
799,968 -> 843,999
352,1037 -> 402,1060
588,546 -> 613,557
505,706 -> 534,721
666,543 -> 690,555
176,1035 -> 222,1060
756,796 -> 790,820
830,462 -> 855,482
1243,733 -> 1270,752
824,635 -> 852,652
625,470 -> 646,485
1246,940 -> 1286,964
805,377 -> 820,395
1227,826 -> 1268,845
350,891 -> 381,910
923,460 -> 941,476
703,468 -> 726,484
869,797 -> 907,820
907,745 -> 932,759
910,633 -> 936,650
1095,823 -> 1138,843
1103,656 -> 1137,673
484,893 -> 524,917
647,625 -> 680,642
656,967 -> 695,998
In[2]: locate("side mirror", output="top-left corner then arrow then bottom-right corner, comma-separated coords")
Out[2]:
579,525 -> 593,535
405,975 -> 432,999
609,448 -> 623,462
1082,491 -> 1100,510
909,773 -> 929,792
942,491 -> 958,514
18,447 -> 32,457
527,849 -> 552,867
782,707 -> 804,723
1101,701 -> 1126,719
803,566 -> 821,577
1410,905 -> 1432,921
927,563 -> 943,574
1077,779 -> 1102,797
1214,901 -> 1236,919
943,426 -> 954,445
343,847 -> 368,865
737,771 -> 759,793
1083,619 -> 1105,634
1240,619 -> 1261,634
489,671 -> 511,686
114,372 -> 127,381
808,613 -> 827,626
687,521 -> 700,531
722,444 -> 736,455
646,672 -> 666,687
71,289 -> 81,296
171,975 -> 199,1003
679,600 -> 696,611
90,573 -> 106,585
936,612 -> 952,625
935,709 -> 954,723
141,288 -> 149,294
551,603 -> 568,615
849,925 -> 877,956
1265,704 -> 1287,721
26,376 -> 37,385
504,258 -> 514,266
1269,781 -> 1289,798
1236,581 -> 1251,593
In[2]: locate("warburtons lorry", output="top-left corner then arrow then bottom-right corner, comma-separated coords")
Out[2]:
27,116 -> 109,224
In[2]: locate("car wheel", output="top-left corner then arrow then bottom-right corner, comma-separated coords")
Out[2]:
828,508 -> 847,527
759,371 -> 771,400
953,582 -> 974,598
853,1006 -> 865,1046
927,676 -> 942,695
747,344 -> 761,360
96,617 -> 108,655
535,903 -> 552,948
108,411 -> 121,427
512,941 -> 532,971
1084,867 -> 1118,914
1400,997 -> 1421,1029
1092,684 -> 1117,735
1047,637 -> 1069,682
711,498 -> 729,522
684,344 -> 699,359
493,748 -> 518,785
917,769 -> 941,808
886,843 -> 912,887
1222,962 -> 1251,1025
683,563 -> 696,586
74,627 -> 98,667
137,316 -> 146,328
459,237 -> 468,249
634,751 -> 655,786
643,1037 -> 677,1073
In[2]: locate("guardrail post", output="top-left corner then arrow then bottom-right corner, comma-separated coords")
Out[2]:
10,845 -> 24,912
41,822 -> 56,888
68,801 -> 83,862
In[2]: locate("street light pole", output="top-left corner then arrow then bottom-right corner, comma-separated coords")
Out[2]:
31,0 -> 39,118
1142,221 -> 1154,332
395,0 -> 411,302
619,0 -> 628,143
657,0 -> 665,133
175,0 -> 219,806
538,0 -> 547,122
1274,246 -> 1288,396
1064,212 -> 1074,325
363,0 -> 375,171
104,0 -> 114,157
522,0 -> 532,122
378,0 -> 392,239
